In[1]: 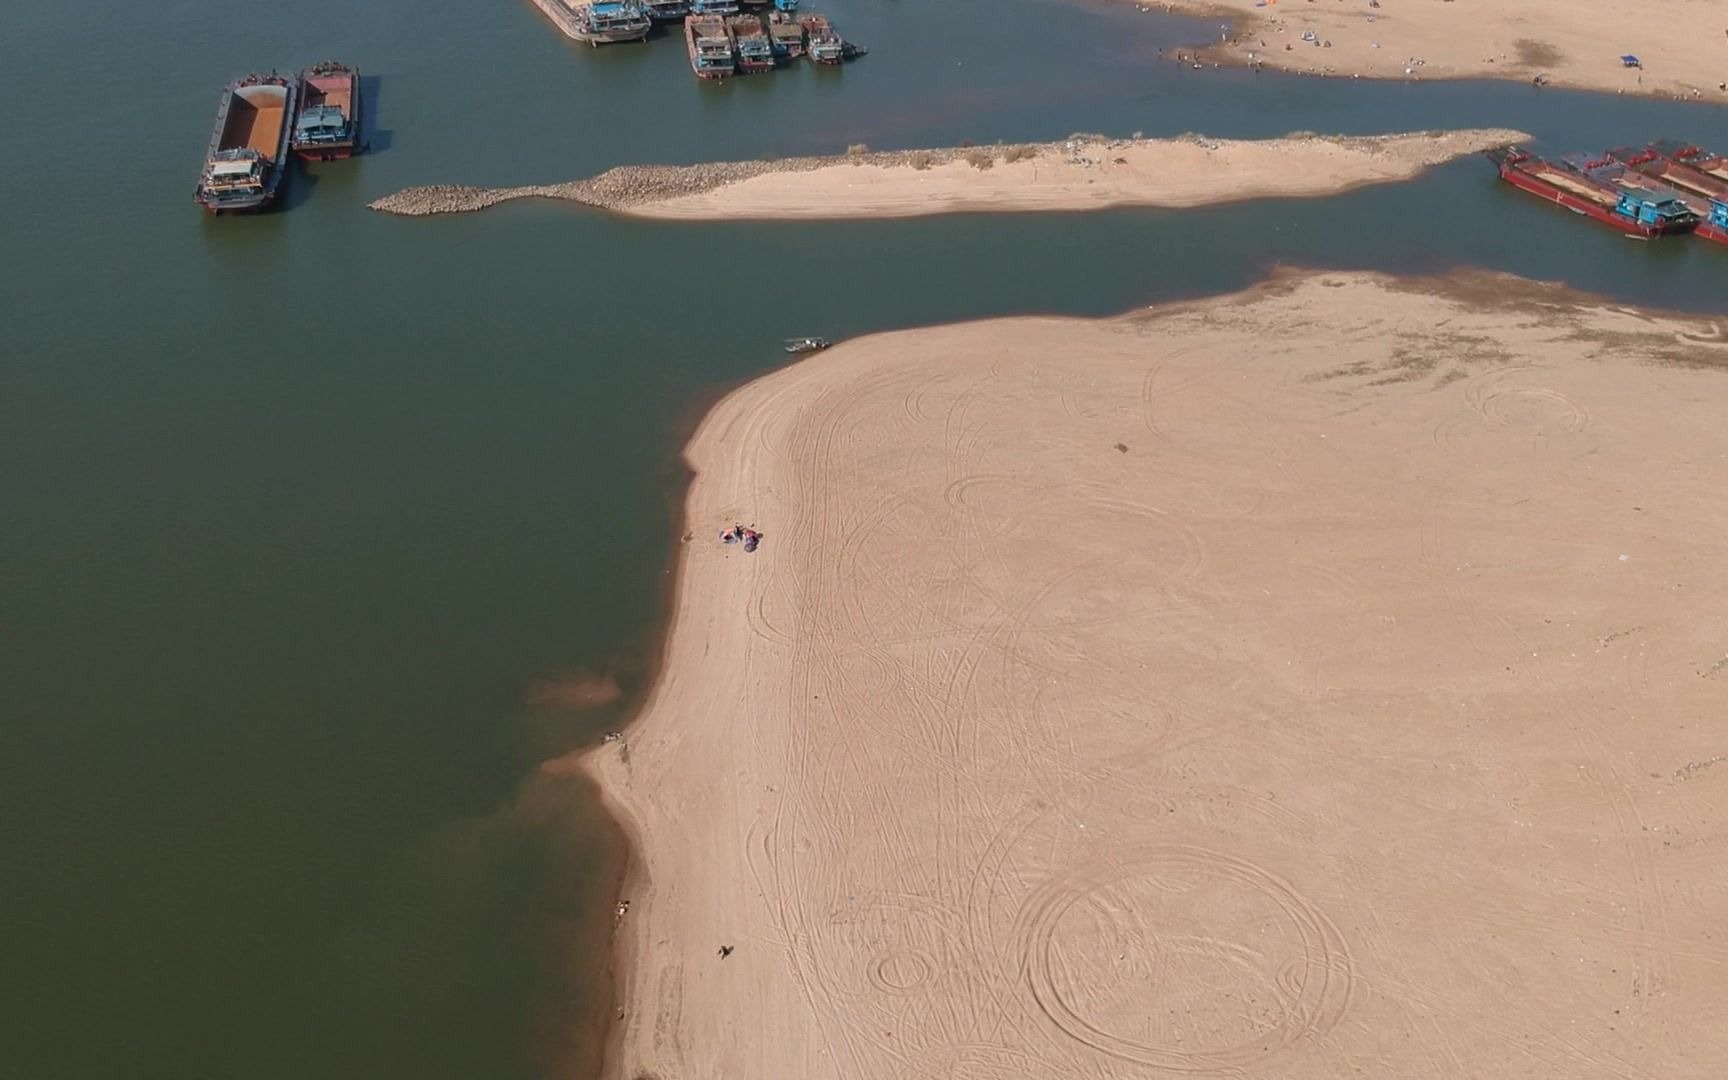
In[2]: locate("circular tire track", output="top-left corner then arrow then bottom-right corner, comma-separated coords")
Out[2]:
1011,846 -> 1354,1073
1478,386 -> 1591,433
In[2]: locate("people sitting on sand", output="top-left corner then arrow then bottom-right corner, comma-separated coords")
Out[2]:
721,523 -> 763,551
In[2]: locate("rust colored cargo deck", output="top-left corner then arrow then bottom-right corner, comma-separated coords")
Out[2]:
221,89 -> 289,156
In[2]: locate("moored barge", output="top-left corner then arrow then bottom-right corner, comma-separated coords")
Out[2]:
686,13 -> 737,77
728,13 -> 775,71
573,0 -> 652,44
291,62 -> 362,161
641,0 -> 689,19
798,12 -> 844,63
195,73 -> 297,214
1486,147 -> 1697,238
689,0 -> 740,14
767,11 -> 804,58
1611,142 -> 1728,244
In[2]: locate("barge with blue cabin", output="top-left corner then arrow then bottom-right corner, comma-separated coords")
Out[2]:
728,14 -> 776,71
1486,146 -> 1697,238
291,62 -> 362,161
573,0 -> 652,44
1608,142 -> 1728,245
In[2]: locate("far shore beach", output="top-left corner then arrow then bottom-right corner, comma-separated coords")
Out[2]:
369,128 -> 1524,220
1151,0 -> 1728,100
579,269 -> 1728,1080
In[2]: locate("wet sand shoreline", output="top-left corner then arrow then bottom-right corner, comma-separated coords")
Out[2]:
1148,0 -> 1728,100
575,267 -> 1728,1080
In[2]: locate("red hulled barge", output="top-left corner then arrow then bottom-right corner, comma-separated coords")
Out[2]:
1486,146 -> 1698,238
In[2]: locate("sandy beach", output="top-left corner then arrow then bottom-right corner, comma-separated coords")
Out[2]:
584,270 -> 1728,1080
1155,0 -> 1728,99
369,129 -> 1524,220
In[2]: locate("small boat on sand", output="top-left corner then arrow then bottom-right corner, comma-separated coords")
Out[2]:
785,336 -> 831,354
686,13 -> 737,78
573,0 -> 652,44
1485,146 -> 1697,238
195,73 -> 297,213
728,13 -> 775,71
291,62 -> 362,161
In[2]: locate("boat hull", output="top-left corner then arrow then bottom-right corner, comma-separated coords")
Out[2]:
575,25 -> 652,43
1497,163 -> 1685,238
199,187 -> 283,215
1697,221 -> 1728,244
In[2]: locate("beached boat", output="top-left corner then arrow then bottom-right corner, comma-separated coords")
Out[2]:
728,14 -> 775,71
766,10 -> 805,58
798,12 -> 844,64
785,336 -> 831,354
573,0 -> 652,44
290,62 -> 362,161
195,73 -> 297,214
686,13 -> 737,78
1608,143 -> 1728,244
641,0 -> 689,20
689,0 -> 739,15
1485,147 -> 1697,238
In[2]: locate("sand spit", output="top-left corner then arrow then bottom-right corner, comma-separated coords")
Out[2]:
584,270 -> 1728,1080
1151,0 -> 1728,100
369,128 -> 1525,220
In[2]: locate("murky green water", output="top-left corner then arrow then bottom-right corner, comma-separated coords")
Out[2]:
2,0 -> 1723,1077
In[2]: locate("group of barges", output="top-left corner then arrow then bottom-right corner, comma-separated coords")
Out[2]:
537,0 -> 862,76
194,63 -> 363,214
1488,141 -> 1728,244
683,5 -> 855,78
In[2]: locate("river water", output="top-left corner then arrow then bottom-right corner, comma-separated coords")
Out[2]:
2,0 -> 1724,1077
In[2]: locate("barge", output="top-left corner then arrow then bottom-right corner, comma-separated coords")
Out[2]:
641,0 -> 689,19
689,0 -> 740,14
291,62 -> 362,161
1608,143 -> 1728,244
728,13 -> 776,71
767,10 -> 805,58
798,12 -> 844,64
573,0 -> 652,44
686,13 -> 737,77
195,73 -> 297,214
1486,147 -> 1697,238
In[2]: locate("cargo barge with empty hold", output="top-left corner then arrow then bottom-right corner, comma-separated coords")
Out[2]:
195,73 -> 297,213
